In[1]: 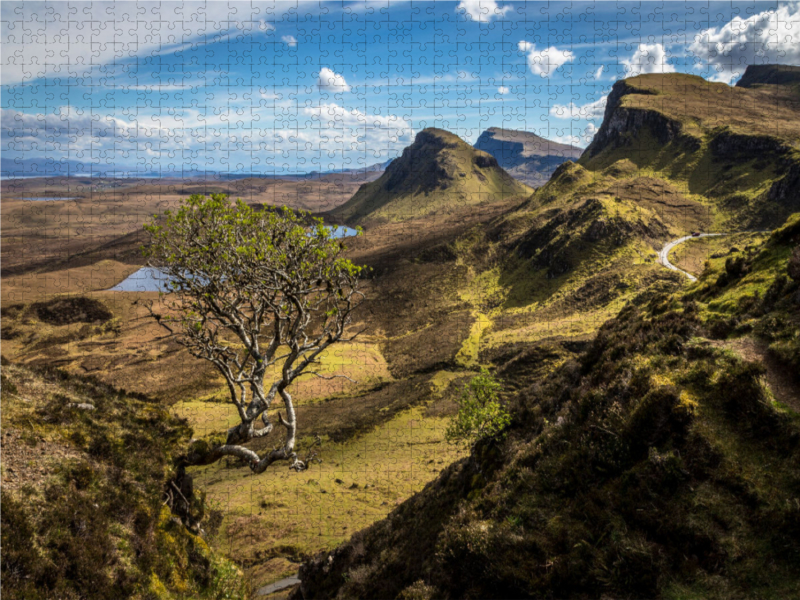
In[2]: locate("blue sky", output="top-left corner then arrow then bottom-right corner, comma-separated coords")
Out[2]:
2,1 -> 798,175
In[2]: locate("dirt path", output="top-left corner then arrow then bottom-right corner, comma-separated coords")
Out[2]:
709,337 -> 800,413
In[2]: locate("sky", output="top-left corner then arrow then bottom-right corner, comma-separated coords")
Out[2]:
2,0 -> 799,175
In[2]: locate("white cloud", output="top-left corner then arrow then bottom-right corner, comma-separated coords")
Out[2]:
318,67 -> 351,93
689,3 -> 800,83
457,0 -> 512,22
497,86 -> 510,94
595,65 -> 604,80
550,95 -> 607,120
282,35 -> 298,47
259,89 -> 282,101
288,102 -> 412,158
0,2 -> 284,86
1,106 -> 177,157
1,100 -> 413,168
552,122 -> 596,148
258,20 -> 275,32
519,43 -> 574,77
622,43 -> 676,77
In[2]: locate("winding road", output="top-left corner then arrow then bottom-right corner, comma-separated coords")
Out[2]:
659,231 -> 772,282
658,233 -> 727,282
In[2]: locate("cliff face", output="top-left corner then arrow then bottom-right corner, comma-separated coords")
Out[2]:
580,71 -> 800,228
474,127 -> 583,187
736,64 -> 800,88
331,128 -> 532,224
582,79 -> 690,160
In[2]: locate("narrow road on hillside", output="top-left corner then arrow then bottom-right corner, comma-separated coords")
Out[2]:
659,233 -> 726,282
659,231 -> 772,282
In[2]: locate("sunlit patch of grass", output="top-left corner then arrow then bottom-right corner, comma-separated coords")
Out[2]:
174,341 -> 393,433
429,370 -> 468,395
456,314 -> 492,368
173,401 -> 242,437
192,406 -> 466,589
483,305 -> 623,347
705,245 -> 792,315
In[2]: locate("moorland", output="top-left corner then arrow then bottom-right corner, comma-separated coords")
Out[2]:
2,65 -> 800,600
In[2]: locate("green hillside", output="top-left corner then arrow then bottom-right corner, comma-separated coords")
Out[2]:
465,67 -> 800,356
293,213 -> 800,600
0,363 -> 249,600
331,128 -> 532,225
291,67 -> 800,600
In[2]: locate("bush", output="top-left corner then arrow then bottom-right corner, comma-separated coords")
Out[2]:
446,370 -> 511,447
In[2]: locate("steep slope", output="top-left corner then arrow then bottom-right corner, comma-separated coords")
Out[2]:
581,69 -> 800,228
1,362 -> 249,600
331,128 -> 532,225
293,215 -> 800,600
474,127 -> 583,187
474,67 -> 800,352
736,64 -> 800,89
292,67 -> 800,600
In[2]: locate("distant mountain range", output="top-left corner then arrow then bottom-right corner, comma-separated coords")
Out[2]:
1,157 -> 104,177
0,157 -> 393,181
473,127 -> 583,187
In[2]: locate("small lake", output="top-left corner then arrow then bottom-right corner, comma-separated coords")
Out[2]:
11,197 -> 80,201
328,225 -> 359,239
109,267 -> 174,292
109,225 -> 359,292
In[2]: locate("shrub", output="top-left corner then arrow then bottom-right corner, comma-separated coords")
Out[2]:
446,370 -> 511,447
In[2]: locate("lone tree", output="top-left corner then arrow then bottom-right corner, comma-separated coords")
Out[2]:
144,194 -> 364,474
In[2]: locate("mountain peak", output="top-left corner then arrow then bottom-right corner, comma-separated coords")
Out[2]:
331,128 -> 531,224
474,128 -> 583,187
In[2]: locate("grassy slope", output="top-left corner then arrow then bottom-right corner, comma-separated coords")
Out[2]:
459,71 -> 800,362
0,363 -> 250,600
0,201 -> 516,591
332,128 -> 532,225
293,214 -> 800,600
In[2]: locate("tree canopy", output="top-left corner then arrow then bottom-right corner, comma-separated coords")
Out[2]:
144,194 -> 364,473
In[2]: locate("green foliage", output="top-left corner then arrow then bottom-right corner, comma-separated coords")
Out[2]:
445,369 -> 510,446
142,193 -> 366,471
144,193 -> 363,297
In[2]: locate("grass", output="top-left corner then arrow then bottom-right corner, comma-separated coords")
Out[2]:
668,233 -> 769,279
455,313 -> 492,368
191,404 -> 466,588
294,223 -> 800,598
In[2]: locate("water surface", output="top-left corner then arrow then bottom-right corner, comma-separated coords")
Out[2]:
110,225 -> 360,292
11,197 -> 80,201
